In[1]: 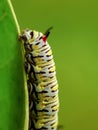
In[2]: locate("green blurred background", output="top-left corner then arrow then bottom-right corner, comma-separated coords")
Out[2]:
11,0 -> 98,130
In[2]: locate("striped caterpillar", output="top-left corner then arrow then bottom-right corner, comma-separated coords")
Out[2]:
19,27 -> 59,130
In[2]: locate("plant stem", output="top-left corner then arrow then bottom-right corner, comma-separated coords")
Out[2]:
7,0 -> 20,34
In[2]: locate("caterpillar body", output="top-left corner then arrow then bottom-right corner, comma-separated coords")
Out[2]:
19,27 -> 59,130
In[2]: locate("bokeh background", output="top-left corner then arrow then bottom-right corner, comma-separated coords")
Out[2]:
11,0 -> 98,130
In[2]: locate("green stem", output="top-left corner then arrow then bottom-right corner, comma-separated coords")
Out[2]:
7,0 -> 20,34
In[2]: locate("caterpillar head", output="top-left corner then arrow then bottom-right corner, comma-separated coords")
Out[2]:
19,27 -> 53,43
19,29 -> 36,42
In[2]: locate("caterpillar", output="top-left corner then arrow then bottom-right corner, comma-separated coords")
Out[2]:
19,27 -> 59,130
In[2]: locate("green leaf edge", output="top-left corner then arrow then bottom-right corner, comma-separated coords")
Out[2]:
7,0 -> 29,130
